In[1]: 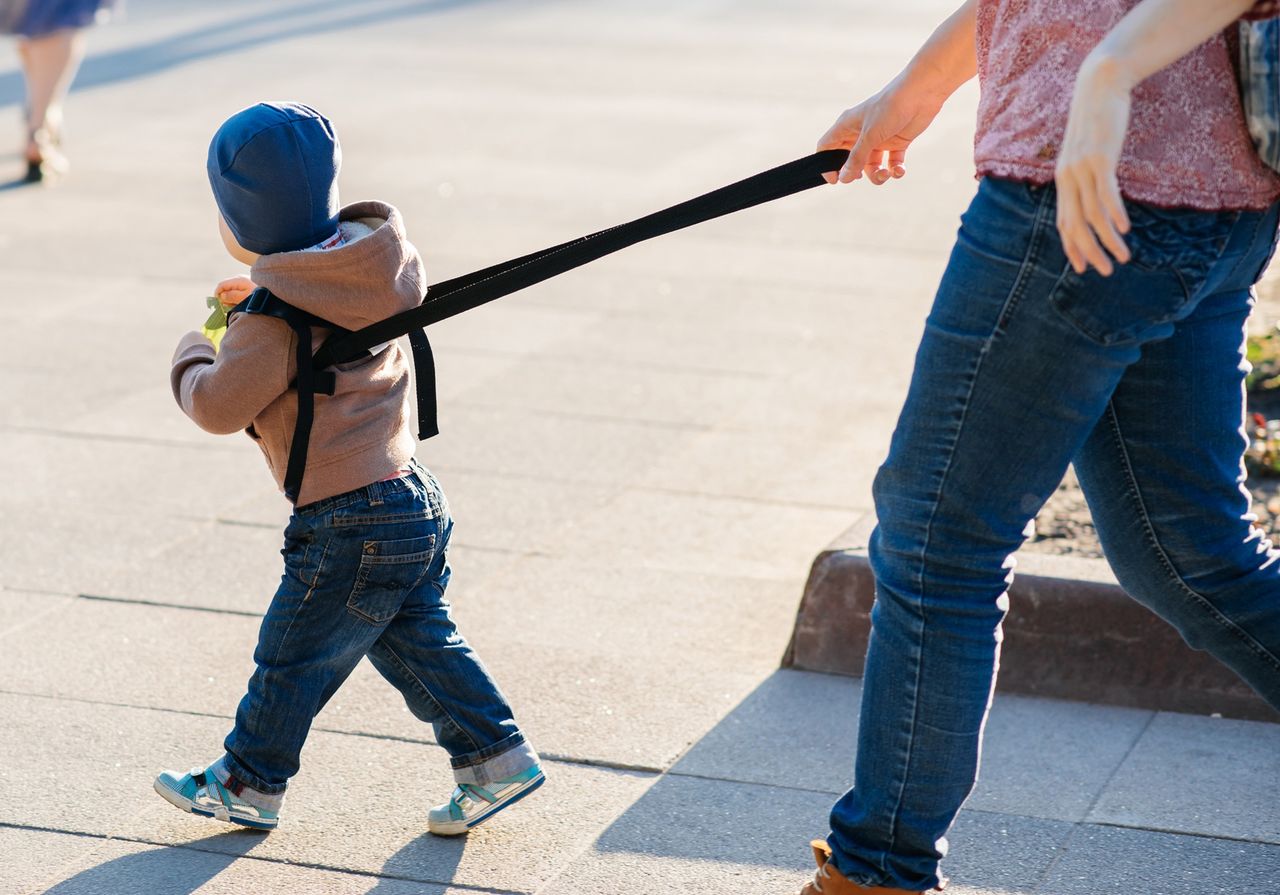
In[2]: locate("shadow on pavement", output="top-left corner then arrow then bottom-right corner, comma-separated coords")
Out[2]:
365,832 -> 468,895
36,830 -> 264,895
0,0 -> 501,109
591,670 -> 841,869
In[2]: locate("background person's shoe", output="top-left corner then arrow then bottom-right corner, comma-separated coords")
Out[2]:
22,126 -> 67,184
799,840 -> 940,894
428,764 -> 545,835
154,766 -> 279,831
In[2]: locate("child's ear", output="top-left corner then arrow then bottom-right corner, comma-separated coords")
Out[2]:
218,214 -> 260,266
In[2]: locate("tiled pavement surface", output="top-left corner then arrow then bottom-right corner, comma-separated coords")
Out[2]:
1,2 -> 1276,893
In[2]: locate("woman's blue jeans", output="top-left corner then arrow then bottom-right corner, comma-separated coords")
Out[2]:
827,178 -> 1280,891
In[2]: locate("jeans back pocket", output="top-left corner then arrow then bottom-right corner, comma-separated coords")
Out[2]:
1049,204 -> 1237,347
346,535 -> 435,624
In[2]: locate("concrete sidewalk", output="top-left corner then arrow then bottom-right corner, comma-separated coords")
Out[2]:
0,2 -> 1276,893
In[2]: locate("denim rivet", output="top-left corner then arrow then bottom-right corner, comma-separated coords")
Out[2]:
365,544 -> 376,555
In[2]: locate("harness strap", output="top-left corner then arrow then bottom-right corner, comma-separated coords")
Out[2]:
233,149 -> 849,503
230,289 -> 350,502
406,327 -> 439,440
311,149 -> 849,367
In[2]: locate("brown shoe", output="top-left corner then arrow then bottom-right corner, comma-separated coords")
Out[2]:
798,840 -> 940,894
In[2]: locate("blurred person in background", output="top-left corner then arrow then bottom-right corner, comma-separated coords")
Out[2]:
0,0 -> 119,181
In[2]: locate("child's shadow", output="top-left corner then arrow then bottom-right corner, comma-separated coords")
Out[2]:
38,831 -> 264,895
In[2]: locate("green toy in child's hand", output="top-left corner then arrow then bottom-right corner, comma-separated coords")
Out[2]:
202,296 -> 229,352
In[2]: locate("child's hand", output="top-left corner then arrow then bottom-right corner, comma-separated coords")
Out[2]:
214,276 -> 257,308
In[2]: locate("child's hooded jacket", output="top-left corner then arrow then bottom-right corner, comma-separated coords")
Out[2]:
171,201 -> 424,506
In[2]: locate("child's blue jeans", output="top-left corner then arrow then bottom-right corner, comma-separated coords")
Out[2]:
828,177 -> 1280,891
222,460 -> 536,794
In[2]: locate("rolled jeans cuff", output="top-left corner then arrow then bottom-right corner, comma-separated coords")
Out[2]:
450,733 -> 538,786
220,751 -> 288,795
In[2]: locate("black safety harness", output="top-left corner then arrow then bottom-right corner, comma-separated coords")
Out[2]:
230,149 -> 850,503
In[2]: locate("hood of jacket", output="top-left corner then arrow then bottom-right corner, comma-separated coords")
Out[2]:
249,200 -> 425,331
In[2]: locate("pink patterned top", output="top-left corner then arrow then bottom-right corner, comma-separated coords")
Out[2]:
975,0 -> 1280,210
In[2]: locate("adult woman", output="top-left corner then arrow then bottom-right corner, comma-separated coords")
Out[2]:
803,1 -> 1280,893
1,0 -> 119,181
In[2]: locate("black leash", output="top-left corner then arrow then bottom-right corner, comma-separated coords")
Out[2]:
238,148 -> 849,502
312,149 -> 849,366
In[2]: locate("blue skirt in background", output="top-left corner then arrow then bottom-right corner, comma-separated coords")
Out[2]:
0,0 -> 120,37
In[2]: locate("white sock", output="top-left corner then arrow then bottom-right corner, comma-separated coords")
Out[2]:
208,757 -> 285,813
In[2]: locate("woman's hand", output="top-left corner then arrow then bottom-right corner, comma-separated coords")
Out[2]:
817,80 -> 948,185
214,275 -> 257,308
818,2 -> 977,185
1055,56 -> 1134,276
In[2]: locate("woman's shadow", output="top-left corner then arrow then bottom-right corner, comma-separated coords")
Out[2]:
38,831 -> 264,895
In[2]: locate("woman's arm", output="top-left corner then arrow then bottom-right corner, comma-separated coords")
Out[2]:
818,1 -> 977,184
1056,0 -> 1256,275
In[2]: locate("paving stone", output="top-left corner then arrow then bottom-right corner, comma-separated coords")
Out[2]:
8,0 -> 1267,892
634,426 -> 884,510
672,670 -> 1154,824
539,775 -> 1071,895
968,696 -> 1153,822
0,593 -> 773,771
567,489 -> 853,580
424,405 -> 688,490
0,511 -> 217,599
1087,712 -> 1280,844
0,589 -> 77,642
0,828 -> 105,895
537,772 -> 832,895
0,693 -> 655,891
450,351 -> 774,429
1037,824 -> 1280,895
81,522 -> 288,613
10,830 -> 500,895
212,464 -> 622,560
670,669 -> 860,794
0,429 -> 267,522
454,555 -> 799,665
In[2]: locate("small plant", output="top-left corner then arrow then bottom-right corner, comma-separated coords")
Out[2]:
1246,327 -> 1280,392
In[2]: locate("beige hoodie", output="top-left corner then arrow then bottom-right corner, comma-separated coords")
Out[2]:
171,201 -> 426,506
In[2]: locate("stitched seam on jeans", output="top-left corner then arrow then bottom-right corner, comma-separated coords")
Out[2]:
302,539 -> 331,604
1219,211 -> 1256,286
883,184 -> 1056,869
1105,403 -> 1280,672
242,542 -> 332,753
373,640 -> 483,754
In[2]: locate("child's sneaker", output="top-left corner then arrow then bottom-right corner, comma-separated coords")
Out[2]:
428,764 -> 545,835
153,766 -> 279,831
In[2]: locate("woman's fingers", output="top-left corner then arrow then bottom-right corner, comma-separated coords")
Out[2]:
888,148 -> 907,179
1056,180 -> 1089,274
1057,162 -> 1134,276
864,148 -> 891,185
1077,168 -> 1131,269
1057,175 -> 1112,276
818,108 -> 862,183
1099,171 -> 1131,238
822,91 -> 923,184
840,135 -> 871,182
843,123 -> 889,182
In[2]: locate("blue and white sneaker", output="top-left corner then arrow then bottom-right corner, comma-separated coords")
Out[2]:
428,764 -> 545,836
153,766 -> 279,831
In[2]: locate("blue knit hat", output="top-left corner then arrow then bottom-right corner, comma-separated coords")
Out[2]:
207,102 -> 342,256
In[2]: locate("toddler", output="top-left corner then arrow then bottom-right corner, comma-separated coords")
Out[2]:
156,101 -> 542,834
